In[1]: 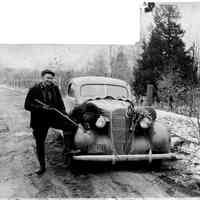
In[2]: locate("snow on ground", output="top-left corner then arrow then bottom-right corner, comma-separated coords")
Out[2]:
157,109 -> 199,124
156,109 -> 200,144
157,109 -> 200,180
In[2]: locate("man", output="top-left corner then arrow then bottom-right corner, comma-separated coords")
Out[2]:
24,69 -> 77,175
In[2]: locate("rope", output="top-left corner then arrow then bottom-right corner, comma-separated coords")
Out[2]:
109,111 -> 118,164
148,148 -> 152,163
125,115 -> 142,154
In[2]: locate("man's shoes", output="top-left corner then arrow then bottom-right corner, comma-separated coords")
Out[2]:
35,167 -> 46,175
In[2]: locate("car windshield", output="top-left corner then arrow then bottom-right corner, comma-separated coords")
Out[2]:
81,84 -> 128,98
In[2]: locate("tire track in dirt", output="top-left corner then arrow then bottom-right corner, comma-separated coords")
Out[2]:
89,172 -> 142,198
29,173 -> 69,198
0,136 -> 39,197
61,173 -> 96,198
88,171 -> 168,198
110,172 -> 169,198
46,132 -> 96,198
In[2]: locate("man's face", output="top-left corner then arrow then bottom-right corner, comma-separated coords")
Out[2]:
42,73 -> 54,86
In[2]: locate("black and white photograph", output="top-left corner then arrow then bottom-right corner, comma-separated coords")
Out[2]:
1,1 -> 200,198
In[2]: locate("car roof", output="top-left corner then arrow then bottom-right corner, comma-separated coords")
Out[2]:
69,76 -> 130,87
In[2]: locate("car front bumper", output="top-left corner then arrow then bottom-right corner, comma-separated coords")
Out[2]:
73,153 -> 177,162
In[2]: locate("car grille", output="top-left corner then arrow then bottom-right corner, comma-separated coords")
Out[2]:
111,109 -> 129,154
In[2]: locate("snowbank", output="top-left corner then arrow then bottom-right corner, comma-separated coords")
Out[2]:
156,109 -> 200,144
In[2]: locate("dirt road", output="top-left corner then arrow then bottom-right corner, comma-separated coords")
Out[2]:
0,85 -> 198,198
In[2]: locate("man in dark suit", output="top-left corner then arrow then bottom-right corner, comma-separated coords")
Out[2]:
24,69 -> 77,175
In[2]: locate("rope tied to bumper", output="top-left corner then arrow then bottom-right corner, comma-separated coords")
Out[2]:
109,111 -> 118,165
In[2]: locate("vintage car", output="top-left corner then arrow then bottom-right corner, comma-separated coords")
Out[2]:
64,76 -> 176,163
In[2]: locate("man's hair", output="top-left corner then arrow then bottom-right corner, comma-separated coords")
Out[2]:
41,69 -> 55,77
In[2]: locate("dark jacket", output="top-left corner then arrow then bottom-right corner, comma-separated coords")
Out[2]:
24,82 -> 66,128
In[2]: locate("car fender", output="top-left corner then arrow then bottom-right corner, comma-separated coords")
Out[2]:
151,121 -> 171,153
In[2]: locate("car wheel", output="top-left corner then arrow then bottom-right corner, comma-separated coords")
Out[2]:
147,159 -> 163,170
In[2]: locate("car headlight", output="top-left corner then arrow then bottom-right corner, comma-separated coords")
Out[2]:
139,117 -> 153,129
96,115 -> 107,128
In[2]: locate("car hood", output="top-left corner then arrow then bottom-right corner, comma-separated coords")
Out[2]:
90,99 -> 131,114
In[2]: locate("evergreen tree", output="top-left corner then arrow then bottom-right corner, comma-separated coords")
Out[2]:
133,4 -> 196,97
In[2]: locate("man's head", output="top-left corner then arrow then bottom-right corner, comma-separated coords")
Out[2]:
41,69 -> 55,86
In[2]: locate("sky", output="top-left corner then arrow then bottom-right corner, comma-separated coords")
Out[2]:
178,2 -> 200,47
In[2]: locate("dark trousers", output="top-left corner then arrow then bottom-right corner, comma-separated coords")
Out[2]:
33,128 -> 48,168
32,110 -> 77,168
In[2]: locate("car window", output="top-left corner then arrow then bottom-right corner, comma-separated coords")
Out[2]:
107,85 -> 128,98
81,84 -> 105,97
68,83 -> 75,97
81,84 -> 128,98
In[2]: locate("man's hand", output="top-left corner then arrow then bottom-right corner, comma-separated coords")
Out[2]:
42,105 -> 52,111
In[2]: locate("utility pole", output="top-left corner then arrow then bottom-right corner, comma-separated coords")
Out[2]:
109,45 -> 113,77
